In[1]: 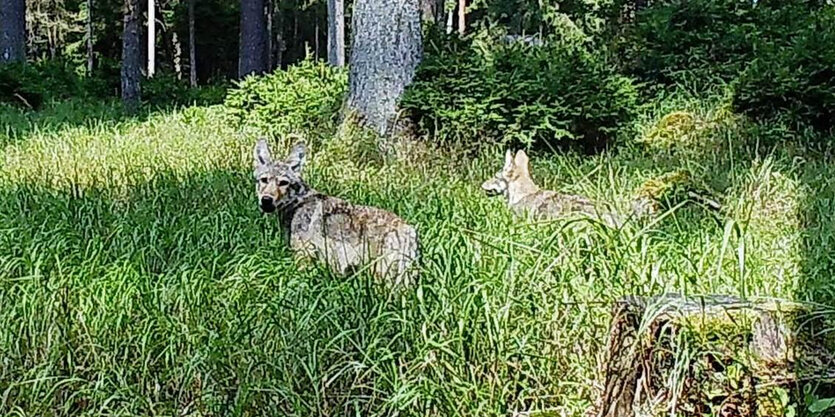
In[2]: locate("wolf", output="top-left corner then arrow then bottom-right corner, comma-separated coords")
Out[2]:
481,150 -> 625,228
253,139 -> 419,284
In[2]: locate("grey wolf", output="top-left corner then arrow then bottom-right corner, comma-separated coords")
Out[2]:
253,139 -> 419,284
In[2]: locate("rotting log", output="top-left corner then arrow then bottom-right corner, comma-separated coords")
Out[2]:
593,294 -> 834,417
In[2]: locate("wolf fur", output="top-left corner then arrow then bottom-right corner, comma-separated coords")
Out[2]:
253,139 -> 419,284
481,150 -> 625,228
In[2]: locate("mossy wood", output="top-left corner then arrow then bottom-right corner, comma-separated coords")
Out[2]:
594,295 -> 833,417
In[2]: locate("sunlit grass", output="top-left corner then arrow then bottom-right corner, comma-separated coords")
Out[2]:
0,95 -> 832,416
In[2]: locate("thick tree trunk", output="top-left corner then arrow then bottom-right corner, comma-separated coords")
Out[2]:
0,0 -> 26,63
457,0 -> 465,35
239,0 -> 268,77
86,0 -> 94,73
148,0 -> 155,76
347,0 -> 422,140
121,0 -> 142,112
326,0 -> 344,67
188,0 -> 196,86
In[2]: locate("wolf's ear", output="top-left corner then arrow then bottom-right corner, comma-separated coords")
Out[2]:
503,149 -> 514,171
514,150 -> 530,172
286,142 -> 307,174
254,139 -> 272,166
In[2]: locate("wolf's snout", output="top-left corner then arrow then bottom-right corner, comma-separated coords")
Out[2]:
260,196 -> 276,213
482,181 -> 503,196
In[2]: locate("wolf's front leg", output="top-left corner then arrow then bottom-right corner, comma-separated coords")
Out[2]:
289,236 -> 319,271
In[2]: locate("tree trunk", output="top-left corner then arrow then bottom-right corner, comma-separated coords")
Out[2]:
326,0 -> 344,67
446,7 -> 453,34
148,0 -> 155,77
275,5 -> 284,69
188,0 -> 196,86
419,0 -> 444,27
122,0 -> 142,112
0,0 -> 26,63
238,0 -> 267,77
457,0 -> 465,35
314,19 -> 319,59
266,0 -> 273,69
86,0 -> 94,73
347,0 -> 422,140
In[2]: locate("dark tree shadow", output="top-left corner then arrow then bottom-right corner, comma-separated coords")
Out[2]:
0,97 -> 224,146
795,151 -> 835,412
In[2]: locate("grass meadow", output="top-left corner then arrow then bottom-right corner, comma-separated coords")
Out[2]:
1,92 -> 834,416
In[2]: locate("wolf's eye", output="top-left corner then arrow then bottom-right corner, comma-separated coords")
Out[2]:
278,180 -> 290,187
260,177 -> 268,184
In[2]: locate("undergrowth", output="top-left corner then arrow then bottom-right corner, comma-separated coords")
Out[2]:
1,87 -> 833,415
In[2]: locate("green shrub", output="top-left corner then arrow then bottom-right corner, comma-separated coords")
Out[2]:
143,73 -> 228,107
0,63 -> 46,109
224,58 -> 348,139
0,60 -> 221,110
617,0 -> 824,88
732,8 -> 835,133
0,60 -> 96,108
399,31 -> 639,150
0,59 -> 120,109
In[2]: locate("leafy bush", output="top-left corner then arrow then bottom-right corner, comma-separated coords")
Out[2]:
224,58 -> 348,139
0,60 -> 220,110
617,0 -> 825,87
143,73 -> 228,107
0,63 -> 46,109
0,60 -> 99,108
399,31 -> 639,150
732,8 -> 835,133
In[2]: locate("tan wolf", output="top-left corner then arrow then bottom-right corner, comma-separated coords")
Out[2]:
253,139 -> 419,284
481,150 -> 625,228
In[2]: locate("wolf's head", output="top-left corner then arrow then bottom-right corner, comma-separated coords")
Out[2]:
481,150 -> 537,200
253,139 -> 307,213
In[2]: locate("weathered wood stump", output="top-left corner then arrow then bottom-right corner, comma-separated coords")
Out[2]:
593,294 -> 834,417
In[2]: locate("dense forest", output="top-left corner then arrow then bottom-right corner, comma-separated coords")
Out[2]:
1,0 -> 835,416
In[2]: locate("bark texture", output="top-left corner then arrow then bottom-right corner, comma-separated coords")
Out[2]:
188,0 -> 196,86
347,0 -> 422,138
238,0 -> 268,78
419,0 -> 444,26
326,0 -> 344,67
0,0 -> 26,63
266,0 -> 273,69
87,0 -> 94,73
121,0 -> 142,112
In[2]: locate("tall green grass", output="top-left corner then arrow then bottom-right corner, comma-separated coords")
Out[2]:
0,95 -> 832,416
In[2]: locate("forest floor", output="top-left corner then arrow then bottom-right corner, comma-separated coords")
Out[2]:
1,92 -> 833,416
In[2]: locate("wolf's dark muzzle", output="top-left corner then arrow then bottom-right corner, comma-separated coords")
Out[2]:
260,196 -> 276,213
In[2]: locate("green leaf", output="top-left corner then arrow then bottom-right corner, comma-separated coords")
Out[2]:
810,398 -> 835,413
